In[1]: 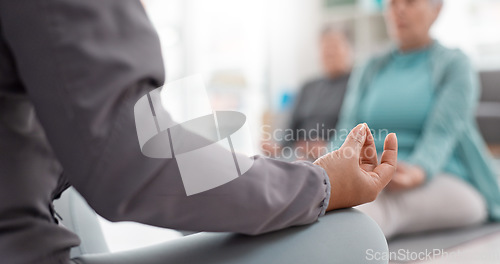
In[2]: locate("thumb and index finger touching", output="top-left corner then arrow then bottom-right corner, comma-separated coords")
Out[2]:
343,123 -> 398,182
341,123 -> 368,159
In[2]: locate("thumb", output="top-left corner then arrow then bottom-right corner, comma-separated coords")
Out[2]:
340,123 -> 367,159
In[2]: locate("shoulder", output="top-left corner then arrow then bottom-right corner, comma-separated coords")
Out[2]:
429,42 -> 476,88
431,42 -> 471,68
303,77 -> 324,87
430,42 -> 479,95
301,77 -> 328,92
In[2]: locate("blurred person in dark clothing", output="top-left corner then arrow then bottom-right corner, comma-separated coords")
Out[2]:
262,27 -> 352,160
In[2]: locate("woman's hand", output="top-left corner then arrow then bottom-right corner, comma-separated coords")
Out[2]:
314,123 -> 398,211
385,163 -> 426,192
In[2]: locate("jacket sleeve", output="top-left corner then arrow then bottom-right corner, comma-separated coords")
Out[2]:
0,0 -> 330,235
407,51 -> 480,180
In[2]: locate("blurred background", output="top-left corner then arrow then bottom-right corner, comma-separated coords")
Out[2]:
97,0 -> 500,256
141,0 -> 500,156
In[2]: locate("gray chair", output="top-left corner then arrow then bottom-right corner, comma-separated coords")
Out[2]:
477,71 -> 500,145
54,188 -> 389,264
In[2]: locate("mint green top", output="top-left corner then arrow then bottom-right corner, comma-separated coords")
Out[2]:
358,46 -> 467,180
334,41 -> 500,221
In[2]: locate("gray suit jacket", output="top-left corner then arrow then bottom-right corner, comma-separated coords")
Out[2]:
0,1 -> 330,263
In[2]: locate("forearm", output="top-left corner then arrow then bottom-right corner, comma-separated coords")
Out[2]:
91,151 -> 330,235
408,51 -> 478,179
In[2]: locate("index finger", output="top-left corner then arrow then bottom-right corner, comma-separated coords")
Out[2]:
360,123 -> 378,167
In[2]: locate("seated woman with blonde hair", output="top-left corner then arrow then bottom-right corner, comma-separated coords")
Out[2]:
334,0 -> 500,238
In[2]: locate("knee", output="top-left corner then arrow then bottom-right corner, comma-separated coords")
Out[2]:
439,175 -> 489,227
74,209 -> 390,264
453,184 -> 488,226
462,194 -> 488,225
315,209 -> 389,263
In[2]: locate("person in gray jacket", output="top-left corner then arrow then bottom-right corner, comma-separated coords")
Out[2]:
0,1 -> 398,263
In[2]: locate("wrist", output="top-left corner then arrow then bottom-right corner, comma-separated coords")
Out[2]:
312,163 -> 334,214
326,169 -> 344,211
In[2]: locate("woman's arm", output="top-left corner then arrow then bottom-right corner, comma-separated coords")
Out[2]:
408,51 -> 480,180
0,0 -> 330,235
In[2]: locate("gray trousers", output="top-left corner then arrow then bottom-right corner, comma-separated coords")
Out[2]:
70,209 -> 389,264
357,174 -> 488,239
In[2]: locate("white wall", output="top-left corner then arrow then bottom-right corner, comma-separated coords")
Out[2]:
266,0 -> 324,111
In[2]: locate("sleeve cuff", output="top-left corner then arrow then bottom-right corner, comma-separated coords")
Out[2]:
407,156 -> 434,182
316,165 -> 331,217
292,161 -> 331,220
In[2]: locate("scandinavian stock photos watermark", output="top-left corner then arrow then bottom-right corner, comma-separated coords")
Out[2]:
134,75 -> 389,196
261,124 -> 390,160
